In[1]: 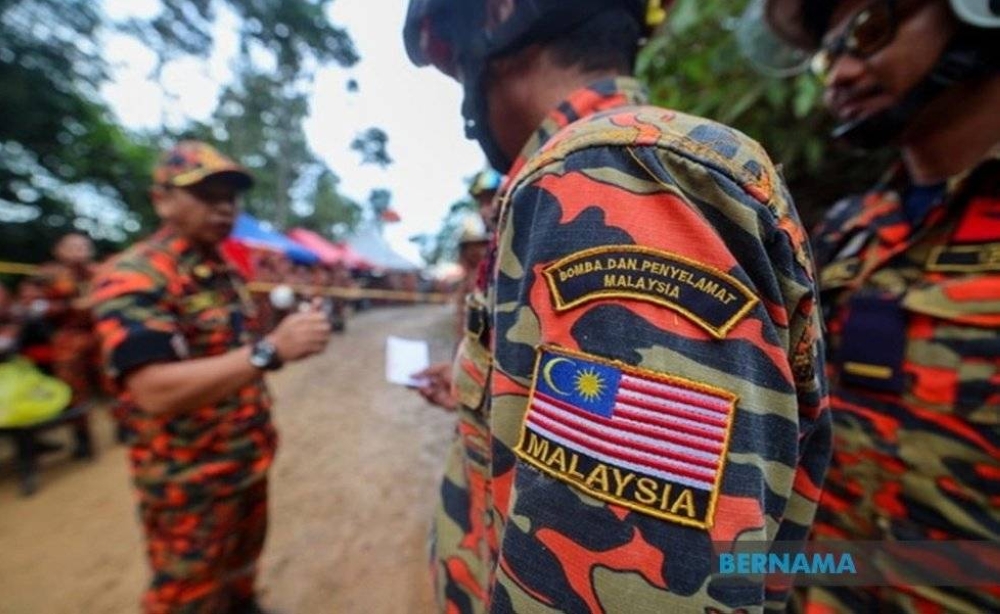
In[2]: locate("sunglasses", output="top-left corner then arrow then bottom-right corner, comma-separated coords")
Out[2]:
810,0 -> 917,77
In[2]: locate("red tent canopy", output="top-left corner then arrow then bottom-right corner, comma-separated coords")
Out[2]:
286,228 -> 371,270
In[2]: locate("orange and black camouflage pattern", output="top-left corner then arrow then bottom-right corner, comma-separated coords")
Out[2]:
434,78 -> 831,613
92,227 -> 275,612
800,154 -> 1000,614
139,478 -> 268,614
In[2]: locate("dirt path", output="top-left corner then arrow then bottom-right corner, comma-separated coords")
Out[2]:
0,305 -> 458,614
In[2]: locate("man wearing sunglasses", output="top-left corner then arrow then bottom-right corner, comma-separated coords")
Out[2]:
91,141 -> 332,614
405,1 -> 831,611
764,0 -> 1000,611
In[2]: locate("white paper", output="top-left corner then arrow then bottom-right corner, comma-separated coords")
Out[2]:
386,336 -> 430,386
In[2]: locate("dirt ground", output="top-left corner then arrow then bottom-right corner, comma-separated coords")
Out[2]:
0,304 -> 459,614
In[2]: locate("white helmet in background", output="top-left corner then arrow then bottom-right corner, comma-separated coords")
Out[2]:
949,0 -> 1000,27
456,212 -> 489,246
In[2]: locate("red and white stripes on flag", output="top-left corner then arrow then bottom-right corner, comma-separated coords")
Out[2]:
526,370 -> 733,493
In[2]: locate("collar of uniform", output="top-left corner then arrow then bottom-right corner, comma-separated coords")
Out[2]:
856,191 -> 911,246
876,146 -> 1000,207
507,76 -> 647,179
150,226 -> 226,275
855,149 -> 999,246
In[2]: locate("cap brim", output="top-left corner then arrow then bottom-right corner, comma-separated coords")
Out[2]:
170,167 -> 254,190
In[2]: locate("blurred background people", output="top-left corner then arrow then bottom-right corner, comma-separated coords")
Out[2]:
468,167 -> 503,232
0,282 -> 17,359
29,232 -> 101,458
412,169 -> 502,411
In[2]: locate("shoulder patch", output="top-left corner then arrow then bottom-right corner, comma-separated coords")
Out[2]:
542,245 -> 758,338
515,346 -> 737,528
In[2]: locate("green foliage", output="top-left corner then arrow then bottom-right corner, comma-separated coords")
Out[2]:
179,69 -> 309,224
178,67 -> 366,240
411,198 -> 478,266
0,0 -> 155,263
636,0 -> 891,225
350,127 -> 393,168
295,170 -> 362,241
123,0 -> 359,78
0,0 -> 364,266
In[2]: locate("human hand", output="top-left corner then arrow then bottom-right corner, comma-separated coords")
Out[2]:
412,361 -> 457,410
268,298 -> 331,363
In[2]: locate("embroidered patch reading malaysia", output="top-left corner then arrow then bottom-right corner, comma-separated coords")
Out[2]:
515,346 -> 737,529
927,242 -> 1000,272
542,246 -> 757,338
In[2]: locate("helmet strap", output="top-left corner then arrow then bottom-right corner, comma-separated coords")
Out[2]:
461,67 -> 514,172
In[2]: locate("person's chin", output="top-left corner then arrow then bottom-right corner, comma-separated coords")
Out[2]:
194,230 -> 229,248
831,92 -> 894,124
210,223 -> 234,241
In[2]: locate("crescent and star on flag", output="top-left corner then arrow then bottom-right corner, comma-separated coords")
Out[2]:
542,355 -> 607,402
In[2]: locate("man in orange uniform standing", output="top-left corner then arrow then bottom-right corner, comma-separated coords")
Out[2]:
33,232 -> 101,458
93,141 -> 332,614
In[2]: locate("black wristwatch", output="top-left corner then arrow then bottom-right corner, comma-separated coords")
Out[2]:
249,339 -> 283,371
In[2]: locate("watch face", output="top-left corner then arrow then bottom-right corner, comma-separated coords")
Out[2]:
251,341 -> 278,369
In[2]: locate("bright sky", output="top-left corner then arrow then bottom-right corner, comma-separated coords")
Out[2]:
100,0 -> 488,264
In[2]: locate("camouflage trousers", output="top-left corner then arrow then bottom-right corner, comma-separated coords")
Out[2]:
138,478 -> 268,614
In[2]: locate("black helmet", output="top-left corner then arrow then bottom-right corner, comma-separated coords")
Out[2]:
404,0 -> 668,170
761,0 -> 1000,148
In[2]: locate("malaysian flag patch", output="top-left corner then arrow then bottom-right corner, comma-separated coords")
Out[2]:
515,346 -> 737,528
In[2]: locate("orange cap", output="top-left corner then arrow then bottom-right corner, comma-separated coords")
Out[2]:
153,140 -> 253,189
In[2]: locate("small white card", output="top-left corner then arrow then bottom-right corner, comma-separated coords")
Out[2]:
386,336 -> 430,387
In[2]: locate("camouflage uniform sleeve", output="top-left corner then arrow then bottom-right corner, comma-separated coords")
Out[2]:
808,194 -> 867,270
488,138 -> 831,612
91,257 -> 182,383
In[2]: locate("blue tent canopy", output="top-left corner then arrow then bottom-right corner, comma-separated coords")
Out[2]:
231,212 -> 319,265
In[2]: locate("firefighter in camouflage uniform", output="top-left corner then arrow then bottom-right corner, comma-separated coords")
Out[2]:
405,1 -> 832,611
761,0 -> 1000,611
32,232 -> 101,458
91,141 -> 331,614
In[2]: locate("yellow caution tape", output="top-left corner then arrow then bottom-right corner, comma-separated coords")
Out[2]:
0,261 -> 452,304
0,262 -> 40,276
